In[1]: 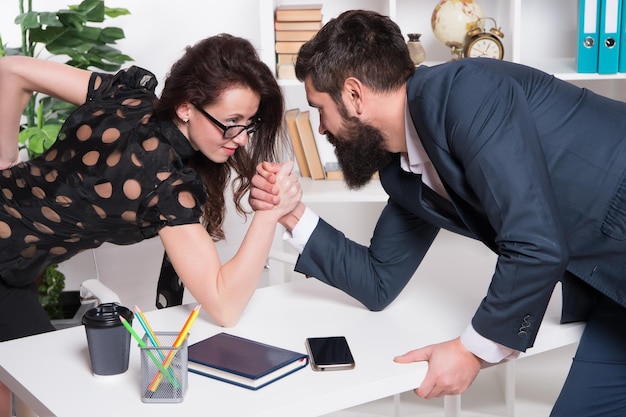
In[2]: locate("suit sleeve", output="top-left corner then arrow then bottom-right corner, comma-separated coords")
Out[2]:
427,64 -> 570,351
295,199 -> 439,311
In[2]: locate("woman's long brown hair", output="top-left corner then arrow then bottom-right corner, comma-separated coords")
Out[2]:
154,34 -> 285,240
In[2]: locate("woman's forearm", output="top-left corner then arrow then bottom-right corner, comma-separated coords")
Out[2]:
0,56 -> 91,168
0,57 -> 33,167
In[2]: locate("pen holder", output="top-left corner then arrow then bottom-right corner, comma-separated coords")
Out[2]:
140,331 -> 188,403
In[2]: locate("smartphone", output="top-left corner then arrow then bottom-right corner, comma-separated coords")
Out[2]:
305,336 -> 355,371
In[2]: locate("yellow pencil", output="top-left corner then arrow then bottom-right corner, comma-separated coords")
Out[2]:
147,304 -> 201,392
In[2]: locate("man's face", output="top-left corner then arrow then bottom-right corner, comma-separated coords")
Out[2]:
304,78 -> 390,189
327,116 -> 390,189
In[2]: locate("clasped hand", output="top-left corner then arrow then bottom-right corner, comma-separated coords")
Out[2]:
255,161 -> 301,217
250,161 -> 289,211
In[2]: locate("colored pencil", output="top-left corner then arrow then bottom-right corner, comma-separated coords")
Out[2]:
119,316 -> 180,388
133,306 -> 163,357
147,304 -> 200,392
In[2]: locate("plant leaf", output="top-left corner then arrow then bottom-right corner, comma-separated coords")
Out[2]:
15,12 -> 41,30
99,27 -> 125,43
18,127 -> 46,156
105,7 -> 131,18
73,0 -> 106,23
38,12 -> 64,27
57,10 -> 88,31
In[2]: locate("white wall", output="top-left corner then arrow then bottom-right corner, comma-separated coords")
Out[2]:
0,0 -> 262,94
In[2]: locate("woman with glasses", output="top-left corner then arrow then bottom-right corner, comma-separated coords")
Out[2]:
0,33 -> 300,416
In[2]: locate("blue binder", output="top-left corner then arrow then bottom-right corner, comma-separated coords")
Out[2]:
598,0 -> 622,73
619,0 -> 626,71
578,0 -> 601,73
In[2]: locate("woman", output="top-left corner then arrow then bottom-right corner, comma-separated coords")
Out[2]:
0,34 -> 300,415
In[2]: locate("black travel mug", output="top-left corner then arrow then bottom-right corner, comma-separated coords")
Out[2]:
82,303 -> 134,376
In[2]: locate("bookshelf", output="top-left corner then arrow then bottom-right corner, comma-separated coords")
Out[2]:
260,0 -> 626,174
261,0 -> 626,81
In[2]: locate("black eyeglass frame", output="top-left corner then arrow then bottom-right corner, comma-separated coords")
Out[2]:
191,103 -> 260,139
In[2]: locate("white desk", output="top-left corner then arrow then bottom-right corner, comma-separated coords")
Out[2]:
0,232 -> 584,417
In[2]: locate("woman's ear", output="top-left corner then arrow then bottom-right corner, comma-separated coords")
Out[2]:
175,102 -> 192,123
342,77 -> 365,115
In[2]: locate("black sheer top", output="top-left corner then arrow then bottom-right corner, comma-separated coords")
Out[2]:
0,67 -> 205,287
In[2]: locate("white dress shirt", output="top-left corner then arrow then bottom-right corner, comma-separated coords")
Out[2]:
283,104 -> 519,363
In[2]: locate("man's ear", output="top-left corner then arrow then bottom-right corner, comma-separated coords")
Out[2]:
342,77 -> 365,115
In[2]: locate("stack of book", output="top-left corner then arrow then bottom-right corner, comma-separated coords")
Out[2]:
275,4 -> 323,79
284,108 -> 342,180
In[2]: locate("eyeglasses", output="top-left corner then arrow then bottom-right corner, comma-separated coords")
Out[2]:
191,103 -> 260,139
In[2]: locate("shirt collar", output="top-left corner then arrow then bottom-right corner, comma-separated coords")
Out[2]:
158,119 -> 196,158
401,103 -> 429,173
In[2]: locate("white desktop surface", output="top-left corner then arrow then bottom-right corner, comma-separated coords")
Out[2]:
0,232 -> 584,417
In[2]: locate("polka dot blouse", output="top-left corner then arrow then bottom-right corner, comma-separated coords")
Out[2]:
0,66 -> 205,287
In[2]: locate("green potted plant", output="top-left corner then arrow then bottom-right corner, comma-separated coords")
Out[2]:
1,0 -> 133,159
37,264 -> 66,319
1,0 -> 133,322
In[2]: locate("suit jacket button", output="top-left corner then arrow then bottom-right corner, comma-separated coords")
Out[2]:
517,330 -> 527,338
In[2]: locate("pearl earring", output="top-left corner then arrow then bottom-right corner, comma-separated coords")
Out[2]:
183,118 -> 189,123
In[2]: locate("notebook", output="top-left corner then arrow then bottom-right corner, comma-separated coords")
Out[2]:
187,332 -> 309,390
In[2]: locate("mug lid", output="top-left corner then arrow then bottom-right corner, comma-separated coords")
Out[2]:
81,303 -> 133,328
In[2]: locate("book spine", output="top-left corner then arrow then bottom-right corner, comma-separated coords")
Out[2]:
296,111 -> 325,180
275,8 -> 322,22
275,30 -> 319,42
275,21 -> 323,31
275,41 -> 307,54
285,109 -> 310,177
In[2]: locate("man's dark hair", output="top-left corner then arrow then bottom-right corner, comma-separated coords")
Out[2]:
295,10 -> 415,106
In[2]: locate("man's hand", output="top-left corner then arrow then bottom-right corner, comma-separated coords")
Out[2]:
250,161 -> 282,210
393,337 -> 483,399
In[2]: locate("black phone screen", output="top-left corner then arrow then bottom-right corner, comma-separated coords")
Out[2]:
305,336 -> 355,371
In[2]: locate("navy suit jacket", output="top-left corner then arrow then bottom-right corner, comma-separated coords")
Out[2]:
295,59 -> 626,352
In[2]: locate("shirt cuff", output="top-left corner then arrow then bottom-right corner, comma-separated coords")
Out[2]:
282,207 -> 319,254
460,324 -> 520,363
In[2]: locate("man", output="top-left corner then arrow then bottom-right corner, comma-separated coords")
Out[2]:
251,10 -> 626,416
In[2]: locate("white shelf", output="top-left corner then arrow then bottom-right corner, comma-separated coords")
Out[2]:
263,0 -> 626,86
300,177 -> 387,204
523,58 -> 626,81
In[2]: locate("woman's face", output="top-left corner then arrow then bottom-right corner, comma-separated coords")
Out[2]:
185,86 -> 261,163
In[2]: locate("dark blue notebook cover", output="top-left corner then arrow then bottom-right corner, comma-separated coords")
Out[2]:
187,332 -> 309,390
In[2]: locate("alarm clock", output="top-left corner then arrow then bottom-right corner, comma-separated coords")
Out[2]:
463,17 -> 504,60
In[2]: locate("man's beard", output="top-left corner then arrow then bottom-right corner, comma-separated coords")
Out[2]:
327,116 -> 391,189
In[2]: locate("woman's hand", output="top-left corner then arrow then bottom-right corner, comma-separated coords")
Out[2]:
249,161 -> 284,211
271,160 -> 302,217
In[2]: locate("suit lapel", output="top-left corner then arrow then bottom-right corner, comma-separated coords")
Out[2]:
380,155 -> 472,237
380,155 -> 497,250
405,73 -> 499,251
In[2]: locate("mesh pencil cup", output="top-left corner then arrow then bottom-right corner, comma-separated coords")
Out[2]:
140,331 -> 188,403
